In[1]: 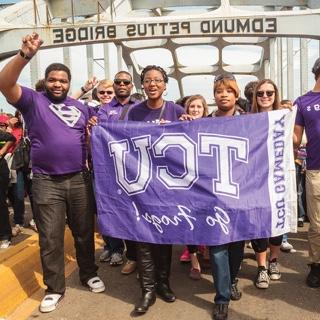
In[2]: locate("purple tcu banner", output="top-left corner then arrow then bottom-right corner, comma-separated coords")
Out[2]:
91,109 -> 297,245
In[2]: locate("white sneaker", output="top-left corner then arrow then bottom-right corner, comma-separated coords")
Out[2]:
29,219 -> 38,232
39,294 -> 63,313
86,276 -> 105,293
280,241 -> 293,252
12,224 -> 23,237
0,240 -> 11,249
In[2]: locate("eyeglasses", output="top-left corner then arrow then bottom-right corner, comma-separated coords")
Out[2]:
98,90 -> 114,95
256,90 -> 275,97
214,74 -> 236,82
143,79 -> 164,85
114,79 -> 131,86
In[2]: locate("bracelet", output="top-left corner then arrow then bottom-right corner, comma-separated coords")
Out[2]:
19,49 -> 32,60
81,86 -> 87,93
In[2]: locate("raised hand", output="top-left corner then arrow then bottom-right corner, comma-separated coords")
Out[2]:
21,32 -> 44,58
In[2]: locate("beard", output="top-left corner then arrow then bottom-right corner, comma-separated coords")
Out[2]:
45,87 -> 68,103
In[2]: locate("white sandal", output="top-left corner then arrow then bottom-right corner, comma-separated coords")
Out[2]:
39,293 -> 63,313
86,276 -> 105,293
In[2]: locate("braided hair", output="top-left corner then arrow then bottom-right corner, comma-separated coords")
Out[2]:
140,65 -> 168,84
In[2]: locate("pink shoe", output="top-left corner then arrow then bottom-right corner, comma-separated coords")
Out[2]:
198,245 -> 205,255
180,247 -> 191,262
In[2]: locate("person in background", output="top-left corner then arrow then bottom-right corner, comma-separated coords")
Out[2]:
89,71 -> 139,275
244,80 -> 258,112
179,94 -> 209,280
0,33 -> 105,312
251,79 -> 283,289
278,99 -> 295,252
7,110 -> 35,234
0,114 -> 16,249
294,57 -> 320,288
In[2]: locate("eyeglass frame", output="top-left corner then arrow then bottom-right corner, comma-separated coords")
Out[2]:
142,78 -> 164,85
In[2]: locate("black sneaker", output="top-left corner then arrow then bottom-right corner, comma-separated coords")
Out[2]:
230,278 -> 242,301
306,263 -> 320,288
213,303 -> 228,320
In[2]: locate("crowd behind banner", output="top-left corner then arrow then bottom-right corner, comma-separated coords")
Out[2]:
0,33 -> 318,320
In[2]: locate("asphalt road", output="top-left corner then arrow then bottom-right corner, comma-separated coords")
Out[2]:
22,225 -> 320,320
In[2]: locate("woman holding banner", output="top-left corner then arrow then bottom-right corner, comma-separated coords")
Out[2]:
251,79 -> 283,290
208,73 -> 245,320
127,65 -> 189,314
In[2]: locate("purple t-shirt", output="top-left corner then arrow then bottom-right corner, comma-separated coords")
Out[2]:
13,86 -> 90,175
97,97 -> 136,121
128,100 -> 185,122
295,90 -> 320,170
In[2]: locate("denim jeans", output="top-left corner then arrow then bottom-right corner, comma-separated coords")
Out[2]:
0,159 -> 11,241
102,235 -> 124,254
8,168 -> 33,225
32,171 -> 98,294
209,241 -> 244,304
296,163 -> 306,220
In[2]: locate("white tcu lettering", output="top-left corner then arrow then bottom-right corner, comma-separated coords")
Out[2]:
153,134 -> 198,189
109,133 -> 249,198
199,134 -> 249,198
109,136 -> 152,195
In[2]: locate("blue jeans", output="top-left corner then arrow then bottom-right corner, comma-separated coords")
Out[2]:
0,159 -> 11,241
32,171 -> 98,294
209,241 -> 244,304
296,163 -> 306,220
102,235 -> 124,254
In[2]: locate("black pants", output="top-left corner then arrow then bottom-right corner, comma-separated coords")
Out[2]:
0,159 -> 11,241
32,171 -> 98,294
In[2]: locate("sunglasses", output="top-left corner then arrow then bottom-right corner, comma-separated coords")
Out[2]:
98,90 -> 114,95
256,90 -> 275,97
114,79 -> 131,86
214,74 -> 236,82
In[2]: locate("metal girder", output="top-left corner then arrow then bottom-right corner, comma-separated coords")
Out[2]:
130,0 -> 319,10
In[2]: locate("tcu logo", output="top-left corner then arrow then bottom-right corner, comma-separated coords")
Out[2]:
109,133 -> 249,199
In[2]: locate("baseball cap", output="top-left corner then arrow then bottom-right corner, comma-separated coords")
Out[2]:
312,57 -> 320,75
0,114 -> 9,125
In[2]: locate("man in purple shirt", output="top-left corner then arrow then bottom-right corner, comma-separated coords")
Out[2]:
0,33 -> 105,313
91,71 -> 140,274
294,58 -> 320,288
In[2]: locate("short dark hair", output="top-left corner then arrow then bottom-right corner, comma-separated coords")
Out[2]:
35,79 -> 45,92
140,65 -> 168,84
114,71 -> 132,81
244,80 -> 258,102
45,63 -> 71,81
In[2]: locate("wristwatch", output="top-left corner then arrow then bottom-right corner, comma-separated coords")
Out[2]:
19,49 -> 32,60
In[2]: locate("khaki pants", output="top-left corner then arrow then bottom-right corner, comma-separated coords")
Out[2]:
306,170 -> 320,263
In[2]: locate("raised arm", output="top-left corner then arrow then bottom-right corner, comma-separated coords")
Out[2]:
0,32 -> 43,104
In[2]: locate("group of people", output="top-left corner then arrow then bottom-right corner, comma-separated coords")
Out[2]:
0,32 -> 319,320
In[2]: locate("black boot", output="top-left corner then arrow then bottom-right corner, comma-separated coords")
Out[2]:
306,263 -> 320,288
134,290 -> 156,314
135,242 -> 157,313
155,244 -> 176,302
156,281 -> 176,302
